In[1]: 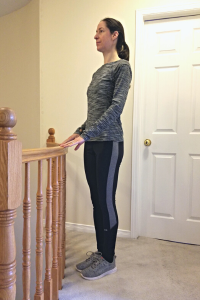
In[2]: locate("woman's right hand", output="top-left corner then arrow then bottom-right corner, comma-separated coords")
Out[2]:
59,134 -> 80,147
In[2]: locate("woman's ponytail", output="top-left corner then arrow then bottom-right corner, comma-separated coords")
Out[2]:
118,41 -> 129,61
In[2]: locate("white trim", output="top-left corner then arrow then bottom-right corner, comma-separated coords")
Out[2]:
140,3 -> 200,21
131,2 -> 200,239
43,219 -> 131,238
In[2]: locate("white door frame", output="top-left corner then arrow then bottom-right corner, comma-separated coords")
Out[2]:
131,2 -> 200,238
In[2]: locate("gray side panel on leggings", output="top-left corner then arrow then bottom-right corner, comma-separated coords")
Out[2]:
106,142 -> 118,229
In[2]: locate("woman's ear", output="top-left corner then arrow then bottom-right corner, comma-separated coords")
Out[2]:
112,31 -> 119,41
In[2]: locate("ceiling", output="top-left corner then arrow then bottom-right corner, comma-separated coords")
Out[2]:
0,0 -> 32,17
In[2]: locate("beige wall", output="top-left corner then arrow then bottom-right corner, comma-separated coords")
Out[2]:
40,0 -> 192,231
0,1 -> 40,298
0,0 -> 40,149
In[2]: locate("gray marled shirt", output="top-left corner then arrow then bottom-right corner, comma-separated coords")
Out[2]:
74,59 -> 132,142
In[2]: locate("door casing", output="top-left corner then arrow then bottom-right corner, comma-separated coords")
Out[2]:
131,2 -> 200,238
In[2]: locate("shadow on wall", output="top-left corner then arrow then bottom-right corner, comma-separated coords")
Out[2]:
66,149 -> 93,225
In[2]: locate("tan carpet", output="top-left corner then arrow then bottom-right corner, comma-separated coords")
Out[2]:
59,230 -> 200,300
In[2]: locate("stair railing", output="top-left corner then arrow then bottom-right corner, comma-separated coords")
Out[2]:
0,107 -> 67,300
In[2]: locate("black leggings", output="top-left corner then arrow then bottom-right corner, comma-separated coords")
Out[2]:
84,141 -> 124,263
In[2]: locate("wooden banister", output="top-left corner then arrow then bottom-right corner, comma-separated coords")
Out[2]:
0,107 -> 22,300
0,108 -> 68,300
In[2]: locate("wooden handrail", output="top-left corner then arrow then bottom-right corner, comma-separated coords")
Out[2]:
22,146 -> 68,163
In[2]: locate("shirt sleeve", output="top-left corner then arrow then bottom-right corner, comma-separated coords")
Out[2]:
80,63 -> 132,141
74,120 -> 87,135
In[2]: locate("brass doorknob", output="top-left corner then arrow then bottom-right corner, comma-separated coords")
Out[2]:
144,139 -> 151,146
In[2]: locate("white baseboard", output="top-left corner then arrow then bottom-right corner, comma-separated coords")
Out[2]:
43,219 -> 131,238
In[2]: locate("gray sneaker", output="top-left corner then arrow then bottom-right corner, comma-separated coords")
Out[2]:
81,255 -> 117,280
76,251 -> 102,272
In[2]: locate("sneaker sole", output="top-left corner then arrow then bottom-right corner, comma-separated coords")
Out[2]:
75,266 -> 82,272
81,267 -> 117,280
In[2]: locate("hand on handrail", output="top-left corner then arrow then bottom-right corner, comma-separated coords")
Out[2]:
60,134 -> 85,151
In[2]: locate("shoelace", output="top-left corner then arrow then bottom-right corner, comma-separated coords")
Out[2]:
85,251 -> 102,262
91,256 -> 106,269
91,255 -> 116,269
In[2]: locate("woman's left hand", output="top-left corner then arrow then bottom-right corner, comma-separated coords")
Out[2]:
60,136 -> 85,151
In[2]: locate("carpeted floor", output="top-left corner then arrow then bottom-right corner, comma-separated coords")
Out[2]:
59,230 -> 200,300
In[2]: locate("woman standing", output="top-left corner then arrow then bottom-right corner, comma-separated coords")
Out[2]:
60,17 -> 132,280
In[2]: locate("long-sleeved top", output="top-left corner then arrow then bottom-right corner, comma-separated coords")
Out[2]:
74,59 -> 132,142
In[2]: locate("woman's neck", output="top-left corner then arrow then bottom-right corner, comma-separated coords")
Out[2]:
103,51 -> 120,64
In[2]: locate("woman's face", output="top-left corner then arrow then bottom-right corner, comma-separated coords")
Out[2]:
94,21 -> 118,53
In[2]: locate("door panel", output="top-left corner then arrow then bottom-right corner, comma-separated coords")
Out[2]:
191,66 -> 200,132
152,153 -> 176,218
140,15 -> 200,244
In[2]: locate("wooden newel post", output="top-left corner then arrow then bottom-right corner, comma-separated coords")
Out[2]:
0,107 -> 22,300
46,128 -> 55,143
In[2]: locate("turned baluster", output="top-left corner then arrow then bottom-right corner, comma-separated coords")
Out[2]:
51,159 -> 55,190
62,155 -> 66,278
23,163 -> 31,300
46,128 -> 56,191
44,158 -> 53,300
0,107 -> 22,300
52,157 -> 59,300
35,161 -> 44,300
58,156 -> 63,289
46,128 -> 66,280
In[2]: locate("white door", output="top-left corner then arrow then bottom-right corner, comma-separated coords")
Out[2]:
139,15 -> 200,244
